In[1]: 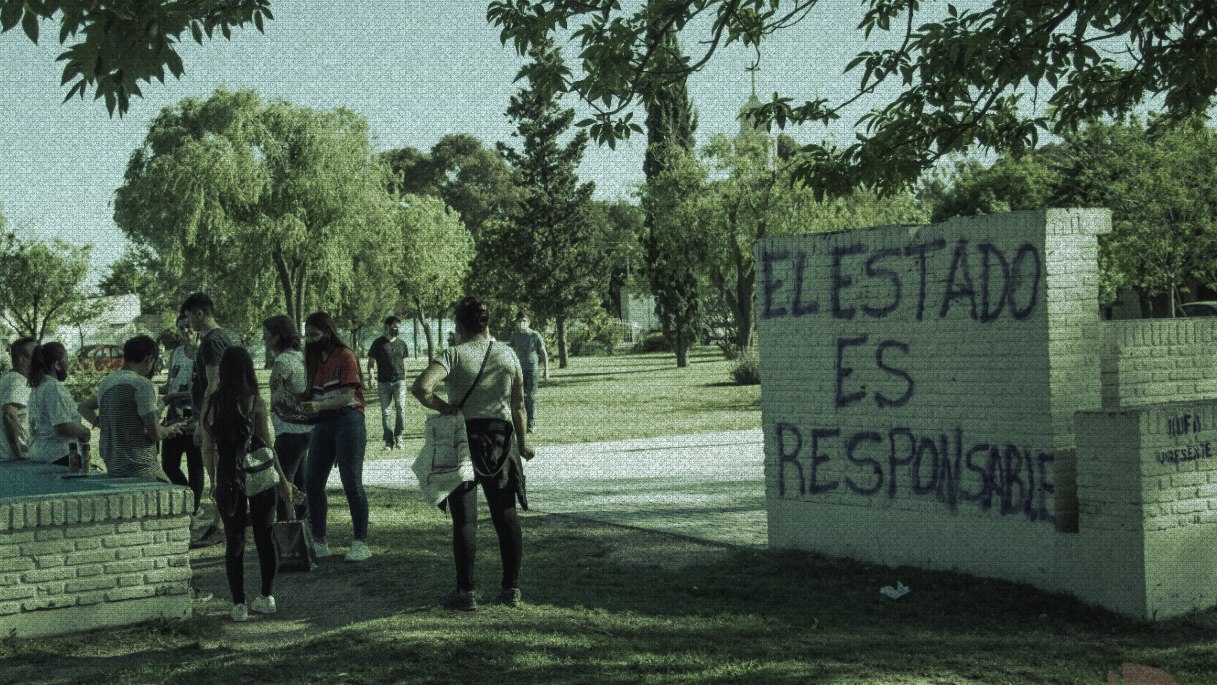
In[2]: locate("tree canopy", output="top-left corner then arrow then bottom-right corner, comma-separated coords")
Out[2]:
1,0 -> 272,116
395,194 -> 475,360
113,88 -> 397,328
489,0 -> 1217,197
0,226 -> 94,342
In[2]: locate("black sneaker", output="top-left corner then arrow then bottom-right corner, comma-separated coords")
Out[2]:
497,587 -> 522,607
439,589 -> 476,612
189,523 -> 222,549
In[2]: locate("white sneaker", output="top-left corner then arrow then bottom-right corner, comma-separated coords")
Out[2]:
314,542 -> 331,558
250,595 -> 277,614
345,540 -> 372,562
230,603 -> 248,622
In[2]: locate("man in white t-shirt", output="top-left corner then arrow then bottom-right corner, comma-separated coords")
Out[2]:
79,336 -> 188,481
0,338 -> 35,461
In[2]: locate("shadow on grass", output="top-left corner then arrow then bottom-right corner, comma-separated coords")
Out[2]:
9,487 -> 1216,684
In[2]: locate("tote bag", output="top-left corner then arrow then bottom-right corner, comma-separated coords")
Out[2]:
272,512 -> 319,572
413,410 -> 475,507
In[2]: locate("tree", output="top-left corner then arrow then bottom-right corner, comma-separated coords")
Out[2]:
0,229 -> 95,342
1,0 -> 271,116
396,195 -> 475,361
639,143 -> 710,367
98,243 -> 183,326
489,0 -> 1217,198
494,38 -> 609,368
930,116 -> 1217,314
113,88 -> 397,329
330,233 -> 403,356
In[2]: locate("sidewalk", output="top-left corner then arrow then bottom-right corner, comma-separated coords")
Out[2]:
350,428 -> 767,549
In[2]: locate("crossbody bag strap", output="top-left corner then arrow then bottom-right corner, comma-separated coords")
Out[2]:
455,342 -> 494,410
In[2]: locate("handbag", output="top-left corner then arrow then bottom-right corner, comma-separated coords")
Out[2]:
238,429 -> 281,496
412,342 -> 494,507
272,510 -> 319,572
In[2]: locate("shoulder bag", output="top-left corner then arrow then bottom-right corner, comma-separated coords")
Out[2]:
238,404 -> 281,496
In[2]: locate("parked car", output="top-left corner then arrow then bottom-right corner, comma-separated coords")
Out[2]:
1175,301 -> 1217,318
78,344 -> 124,371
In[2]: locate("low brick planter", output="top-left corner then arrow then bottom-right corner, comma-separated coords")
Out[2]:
0,463 -> 192,638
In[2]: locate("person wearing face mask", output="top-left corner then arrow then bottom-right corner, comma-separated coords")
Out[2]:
508,312 -> 548,433
300,312 -> 371,562
26,342 -> 92,466
79,336 -> 187,481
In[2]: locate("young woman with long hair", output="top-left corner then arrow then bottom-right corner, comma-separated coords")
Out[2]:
411,296 -> 535,610
300,311 -> 371,562
27,342 -> 91,466
263,314 -> 311,521
201,346 -> 294,622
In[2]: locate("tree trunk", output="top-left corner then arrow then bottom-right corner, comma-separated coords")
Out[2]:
556,316 -> 569,369
736,267 -> 754,350
416,299 -> 435,361
438,313 -> 445,351
675,328 -> 688,368
412,310 -> 422,359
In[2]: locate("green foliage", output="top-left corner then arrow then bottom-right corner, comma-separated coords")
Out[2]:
64,357 -> 107,407
491,38 -> 611,368
113,89 -> 397,330
0,229 -> 95,342
1,0 -> 271,116
730,349 -> 762,386
489,0 -> 1217,198
566,309 -> 617,357
395,194 -> 474,359
930,116 -> 1217,308
632,331 -> 671,354
98,243 -> 182,321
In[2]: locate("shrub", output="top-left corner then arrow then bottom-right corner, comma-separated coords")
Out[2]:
567,314 -> 617,357
631,331 -> 670,353
65,357 -> 110,405
730,349 -> 761,385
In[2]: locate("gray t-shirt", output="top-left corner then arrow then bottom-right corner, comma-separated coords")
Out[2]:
439,340 -> 520,422
509,329 -> 546,368
0,370 -> 30,460
97,370 -> 167,481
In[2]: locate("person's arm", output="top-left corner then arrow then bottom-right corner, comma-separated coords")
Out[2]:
301,387 -> 356,414
256,398 -> 294,501
194,363 -> 220,447
200,416 -> 218,500
78,397 -> 100,428
141,380 -> 184,443
366,353 -> 378,389
54,421 -> 93,442
3,403 -> 29,460
537,334 -> 550,380
410,361 -> 454,414
510,367 -> 535,459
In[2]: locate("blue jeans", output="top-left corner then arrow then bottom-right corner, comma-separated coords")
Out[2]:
377,380 -> 406,445
521,365 -> 538,428
305,407 -> 369,543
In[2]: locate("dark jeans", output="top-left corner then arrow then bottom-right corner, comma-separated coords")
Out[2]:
520,366 -> 538,427
446,457 -> 523,592
219,487 -> 277,604
274,431 -> 310,522
162,433 -> 204,514
305,407 -> 368,543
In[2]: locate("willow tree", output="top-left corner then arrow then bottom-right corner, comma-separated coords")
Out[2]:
395,194 -> 474,361
114,89 -> 396,327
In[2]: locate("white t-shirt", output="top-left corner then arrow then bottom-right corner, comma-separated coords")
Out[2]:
0,370 -> 30,460
28,377 -> 81,463
270,349 -> 312,435
164,346 -> 195,421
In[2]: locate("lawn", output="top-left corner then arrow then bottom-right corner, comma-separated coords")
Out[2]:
356,347 -> 762,458
2,488 -> 1214,684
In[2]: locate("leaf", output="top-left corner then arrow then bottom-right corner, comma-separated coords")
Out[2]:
0,1 -> 21,32
191,21 -> 202,44
254,11 -> 264,33
22,4 -> 38,43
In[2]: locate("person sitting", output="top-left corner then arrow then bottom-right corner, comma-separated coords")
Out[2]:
27,342 -> 91,466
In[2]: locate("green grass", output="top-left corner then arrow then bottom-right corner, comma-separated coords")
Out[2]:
3,488 -> 1214,684
356,347 -> 761,458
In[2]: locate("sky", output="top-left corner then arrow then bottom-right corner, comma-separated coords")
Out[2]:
0,1 -> 910,286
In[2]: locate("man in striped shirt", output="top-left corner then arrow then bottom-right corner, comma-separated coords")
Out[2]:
79,336 -> 188,481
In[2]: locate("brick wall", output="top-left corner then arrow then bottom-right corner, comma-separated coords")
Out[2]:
0,487 -> 192,638
758,209 -> 1110,592
1074,401 -> 1217,620
1100,318 -> 1217,409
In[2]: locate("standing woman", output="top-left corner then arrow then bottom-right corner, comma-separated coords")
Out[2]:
161,314 -> 204,515
200,346 -> 294,622
300,312 -> 371,562
263,315 -> 312,521
27,343 -> 92,466
411,297 -> 535,611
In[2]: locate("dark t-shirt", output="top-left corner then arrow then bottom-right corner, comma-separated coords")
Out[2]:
368,336 -> 408,382
191,327 -> 237,412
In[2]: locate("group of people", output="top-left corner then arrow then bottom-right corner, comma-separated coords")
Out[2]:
0,292 -> 549,619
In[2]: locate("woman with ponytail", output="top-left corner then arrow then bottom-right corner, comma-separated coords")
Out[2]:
27,342 -> 91,466
411,296 -> 534,610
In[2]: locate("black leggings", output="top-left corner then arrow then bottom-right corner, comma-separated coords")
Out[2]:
219,488 -> 277,604
274,431 -> 310,521
447,478 -> 522,592
162,433 -> 204,514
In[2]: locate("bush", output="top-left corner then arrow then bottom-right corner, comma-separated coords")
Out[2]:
730,349 -> 761,385
631,331 -> 670,353
567,314 -> 617,357
65,357 -> 110,405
